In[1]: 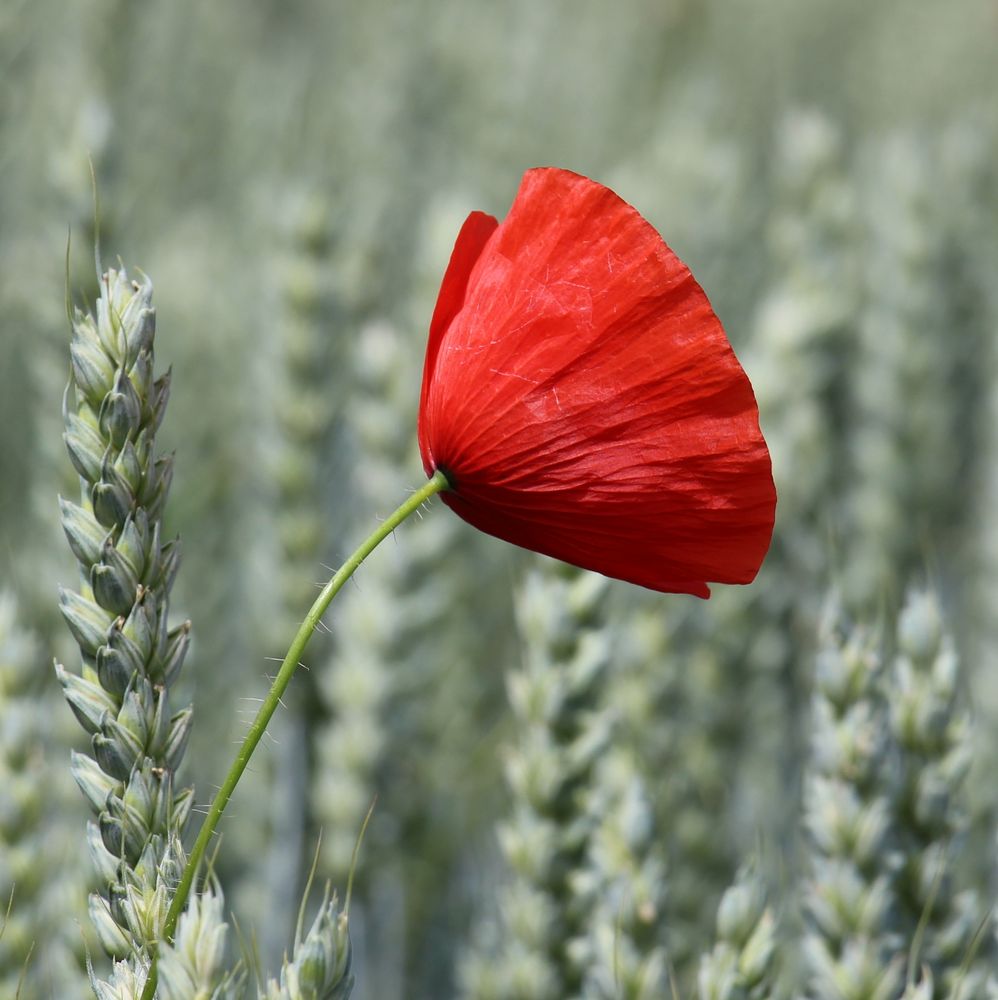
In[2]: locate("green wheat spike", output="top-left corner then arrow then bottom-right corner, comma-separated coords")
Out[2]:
57,267 -> 238,995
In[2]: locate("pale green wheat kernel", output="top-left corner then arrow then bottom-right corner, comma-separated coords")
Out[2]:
888,589 -> 985,999
260,890 -> 354,1000
460,565 -> 614,1000
157,888 -> 243,1000
575,762 -> 669,1000
56,268 -> 196,961
801,606 -> 903,1000
90,960 -> 148,1000
697,865 -> 777,1000
0,591 -> 91,996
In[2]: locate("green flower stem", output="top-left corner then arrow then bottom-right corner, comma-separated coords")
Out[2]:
141,470 -> 449,1000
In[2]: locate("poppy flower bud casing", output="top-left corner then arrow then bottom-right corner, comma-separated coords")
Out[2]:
418,167 -> 776,597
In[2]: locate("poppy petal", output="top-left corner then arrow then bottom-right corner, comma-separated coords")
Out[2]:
419,210 -> 499,474
418,167 -> 776,597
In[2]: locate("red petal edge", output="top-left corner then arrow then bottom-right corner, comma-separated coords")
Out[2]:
418,210 -> 499,477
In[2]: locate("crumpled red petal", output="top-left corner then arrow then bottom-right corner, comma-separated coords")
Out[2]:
418,167 -> 776,597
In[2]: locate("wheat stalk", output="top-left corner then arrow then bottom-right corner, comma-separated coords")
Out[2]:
57,267 -> 236,995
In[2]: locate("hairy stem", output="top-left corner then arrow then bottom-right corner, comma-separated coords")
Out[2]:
141,470 -> 448,1000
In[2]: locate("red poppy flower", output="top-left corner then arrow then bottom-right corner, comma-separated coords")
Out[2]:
418,167 -> 776,597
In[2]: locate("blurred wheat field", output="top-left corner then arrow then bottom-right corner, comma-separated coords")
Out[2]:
2,1 -> 998,997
